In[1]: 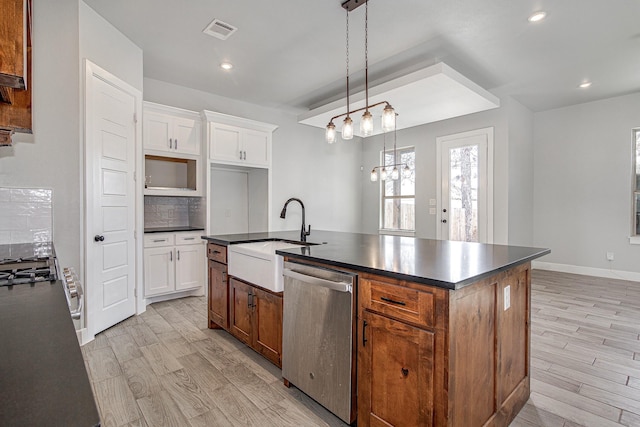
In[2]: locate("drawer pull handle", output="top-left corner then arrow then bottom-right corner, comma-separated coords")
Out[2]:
183,237 -> 195,240
380,296 -> 406,306
153,239 -> 166,242
362,320 -> 368,347
212,250 -> 221,254
401,368 -> 409,377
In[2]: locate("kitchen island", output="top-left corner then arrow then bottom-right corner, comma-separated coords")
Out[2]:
202,230 -> 549,426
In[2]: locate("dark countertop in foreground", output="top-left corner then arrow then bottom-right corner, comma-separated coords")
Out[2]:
0,281 -> 100,427
202,230 -> 550,290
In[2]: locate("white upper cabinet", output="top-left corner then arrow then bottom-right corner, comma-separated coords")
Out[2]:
204,111 -> 277,168
143,102 -> 201,155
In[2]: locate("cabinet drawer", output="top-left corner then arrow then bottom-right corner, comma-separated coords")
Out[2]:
144,233 -> 174,248
208,243 -> 227,264
360,278 -> 435,328
176,233 -> 202,245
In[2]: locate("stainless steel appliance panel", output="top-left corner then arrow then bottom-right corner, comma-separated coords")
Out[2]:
282,261 -> 355,424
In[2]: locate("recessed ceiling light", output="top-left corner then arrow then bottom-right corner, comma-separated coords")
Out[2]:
528,11 -> 547,22
579,81 -> 592,89
220,62 -> 233,71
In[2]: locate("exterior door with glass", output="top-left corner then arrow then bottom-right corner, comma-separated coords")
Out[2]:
436,128 -> 493,243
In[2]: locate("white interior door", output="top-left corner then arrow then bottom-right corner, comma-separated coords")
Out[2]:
85,61 -> 140,337
436,128 -> 494,243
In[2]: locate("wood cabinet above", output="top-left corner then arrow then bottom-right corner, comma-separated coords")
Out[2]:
0,0 -> 27,89
0,0 -> 32,145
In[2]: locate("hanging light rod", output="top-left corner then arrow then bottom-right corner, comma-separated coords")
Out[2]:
341,0 -> 369,12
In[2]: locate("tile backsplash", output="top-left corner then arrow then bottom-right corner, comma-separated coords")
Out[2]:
144,196 -> 204,229
0,187 -> 53,244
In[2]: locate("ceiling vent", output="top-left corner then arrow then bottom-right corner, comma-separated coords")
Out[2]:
203,19 -> 237,40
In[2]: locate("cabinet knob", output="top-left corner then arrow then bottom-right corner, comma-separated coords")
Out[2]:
441,219 -> 447,223
401,368 -> 409,377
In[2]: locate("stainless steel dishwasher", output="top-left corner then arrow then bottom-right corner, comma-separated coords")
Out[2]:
282,260 -> 356,424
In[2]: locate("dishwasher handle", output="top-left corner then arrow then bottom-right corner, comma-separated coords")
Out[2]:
283,268 -> 352,293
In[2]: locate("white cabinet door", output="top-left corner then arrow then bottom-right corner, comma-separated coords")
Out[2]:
210,123 -> 242,163
144,247 -> 175,296
243,129 -> 270,167
143,112 -> 172,153
173,117 -> 201,155
175,244 -> 204,291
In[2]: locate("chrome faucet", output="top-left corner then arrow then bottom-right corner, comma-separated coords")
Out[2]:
280,197 -> 311,242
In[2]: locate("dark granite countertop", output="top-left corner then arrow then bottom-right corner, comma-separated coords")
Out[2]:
0,280 -> 100,426
145,226 -> 205,233
201,230 -> 550,290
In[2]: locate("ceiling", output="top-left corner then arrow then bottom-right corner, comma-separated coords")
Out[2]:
83,0 -> 640,115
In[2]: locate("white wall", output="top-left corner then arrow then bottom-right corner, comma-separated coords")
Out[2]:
0,0 -> 80,268
79,3 -> 144,91
360,104 -> 512,243
0,0 -> 143,273
143,78 -> 362,234
507,98 -> 534,246
533,92 -> 640,274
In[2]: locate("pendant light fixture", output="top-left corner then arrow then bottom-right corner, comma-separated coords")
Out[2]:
325,0 -> 395,143
369,114 -> 410,182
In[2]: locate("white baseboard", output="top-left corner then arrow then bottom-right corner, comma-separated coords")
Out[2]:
532,261 -> 640,283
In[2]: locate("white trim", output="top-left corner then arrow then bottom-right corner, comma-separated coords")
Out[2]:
436,127 -> 494,243
533,261 -> 640,283
629,236 -> 640,245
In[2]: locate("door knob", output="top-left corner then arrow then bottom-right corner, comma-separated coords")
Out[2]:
94,235 -> 105,242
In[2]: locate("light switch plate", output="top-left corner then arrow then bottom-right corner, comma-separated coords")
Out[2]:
504,285 -> 511,310
429,208 -> 436,215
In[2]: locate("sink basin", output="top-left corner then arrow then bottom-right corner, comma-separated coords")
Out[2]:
228,240 -> 310,292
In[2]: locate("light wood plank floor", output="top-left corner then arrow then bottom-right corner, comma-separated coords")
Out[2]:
82,270 -> 640,426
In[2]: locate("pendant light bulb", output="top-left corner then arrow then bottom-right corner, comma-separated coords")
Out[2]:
381,104 -> 396,132
342,116 -> 354,140
380,168 -> 387,181
403,164 -> 411,178
370,168 -> 378,182
391,167 -> 399,180
326,122 -> 337,144
361,110 -> 374,136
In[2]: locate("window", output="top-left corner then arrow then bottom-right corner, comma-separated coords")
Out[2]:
380,146 -> 415,233
633,129 -> 640,237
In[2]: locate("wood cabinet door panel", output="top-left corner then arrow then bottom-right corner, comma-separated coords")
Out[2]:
208,260 -> 228,329
252,287 -> 282,367
209,123 -> 242,163
359,311 -> 435,427
143,112 -> 171,152
143,247 -> 174,296
229,278 -> 252,345
242,129 -> 270,167
175,244 -> 204,291
497,269 -> 529,402
173,116 -> 200,155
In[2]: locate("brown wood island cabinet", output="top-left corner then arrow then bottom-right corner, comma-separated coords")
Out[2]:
207,243 -> 228,329
357,262 -> 532,427
207,242 -> 283,368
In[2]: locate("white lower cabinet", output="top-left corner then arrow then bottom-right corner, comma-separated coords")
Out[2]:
144,232 -> 204,297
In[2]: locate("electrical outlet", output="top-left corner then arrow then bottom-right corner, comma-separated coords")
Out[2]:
429,208 -> 436,215
504,285 -> 511,311
429,198 -> 436,206
606,252 -> 614,261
